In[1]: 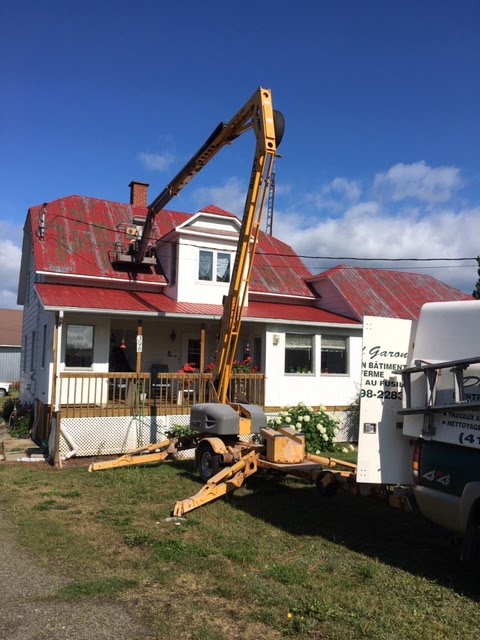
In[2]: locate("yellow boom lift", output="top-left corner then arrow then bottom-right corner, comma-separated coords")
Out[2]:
89,87 -> 356,512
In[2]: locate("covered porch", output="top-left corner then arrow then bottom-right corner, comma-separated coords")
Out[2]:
57,371 -> 266,418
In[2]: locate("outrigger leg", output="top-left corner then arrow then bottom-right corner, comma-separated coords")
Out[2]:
173,449 -> 260,516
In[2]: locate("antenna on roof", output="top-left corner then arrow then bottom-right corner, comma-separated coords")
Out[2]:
266,158 -> 280,236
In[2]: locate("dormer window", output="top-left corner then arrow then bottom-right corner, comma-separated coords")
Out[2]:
199,250 -> 231,283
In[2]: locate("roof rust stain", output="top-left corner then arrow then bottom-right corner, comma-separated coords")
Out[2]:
28,196 -> 313,297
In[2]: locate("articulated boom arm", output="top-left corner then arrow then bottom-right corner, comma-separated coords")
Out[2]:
136,87 -> 283,265
211,93 -> 282,402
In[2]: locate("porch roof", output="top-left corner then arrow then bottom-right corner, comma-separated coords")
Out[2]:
35,283 -> 360,327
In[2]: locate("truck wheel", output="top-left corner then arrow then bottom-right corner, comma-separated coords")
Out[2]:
196,441 -> 222,483
461,519 -> 480,562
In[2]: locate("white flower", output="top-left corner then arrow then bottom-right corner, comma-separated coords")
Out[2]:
295,422 -> 302,430
275,417 -> 282,425
315,450 -> 320,455
349,444 -> 356,451
320,426 -> 326,435
303,415 -> 310,423
316,424 -> 322,432
322,433 -> 328,441
319,403 -> 326,411
285,416 -> 291,423
307,406 -> 313,413
297,401 -> 305,407
342,447 -> 348,453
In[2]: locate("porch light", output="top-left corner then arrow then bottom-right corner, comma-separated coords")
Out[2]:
170,330 -> 177,342
272,334 -> 280,345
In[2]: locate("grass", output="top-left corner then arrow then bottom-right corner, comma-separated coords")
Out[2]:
0,455 -> 479,640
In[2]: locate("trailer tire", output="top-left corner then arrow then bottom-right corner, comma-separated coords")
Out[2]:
196,441 -> 222,483
316,471 -> 338,497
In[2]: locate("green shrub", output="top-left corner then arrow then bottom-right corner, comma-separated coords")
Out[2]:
268,402 -> 340,453
1,397 -> 16,422
7,402 -> 34,439
166,424 -> 195,438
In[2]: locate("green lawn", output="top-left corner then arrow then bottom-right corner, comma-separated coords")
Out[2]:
0,457 -> 478,640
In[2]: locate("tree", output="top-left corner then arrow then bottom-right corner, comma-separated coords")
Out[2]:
473,256 -> 480,300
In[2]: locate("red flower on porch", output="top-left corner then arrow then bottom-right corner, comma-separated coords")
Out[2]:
178,362 -> 196,373
232,356 -> 257,373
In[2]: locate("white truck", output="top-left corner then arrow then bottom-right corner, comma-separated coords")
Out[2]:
357,300 -> 480,561
0,382 -> 14,398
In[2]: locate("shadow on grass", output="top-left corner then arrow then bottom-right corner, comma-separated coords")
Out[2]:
176,466 -> 479,600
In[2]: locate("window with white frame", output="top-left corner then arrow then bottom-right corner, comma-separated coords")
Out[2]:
198,250 -> 231,283
321,335 -> 347,374
30,330 -> 36,372
41,324 -> 47,368
284,333 -> 313,373
65,324 -> 94,368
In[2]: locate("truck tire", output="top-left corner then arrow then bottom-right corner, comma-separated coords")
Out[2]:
196,441 -> 222,483
461,517 -> 480,562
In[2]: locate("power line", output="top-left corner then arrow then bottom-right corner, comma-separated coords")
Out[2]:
47,213 -> 479,265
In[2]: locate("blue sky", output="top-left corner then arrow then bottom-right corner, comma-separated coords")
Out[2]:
1,0 -> 479,308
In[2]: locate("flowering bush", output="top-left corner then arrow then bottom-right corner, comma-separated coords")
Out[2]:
204,362 -> 215,373
232,356 -> 257,373
178,362 -> 196,373
268,402 -> 340,453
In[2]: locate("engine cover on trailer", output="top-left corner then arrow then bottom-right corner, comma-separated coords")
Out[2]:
190,403 -> 267,435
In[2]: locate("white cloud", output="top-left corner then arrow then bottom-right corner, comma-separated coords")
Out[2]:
191,177 -> 246,216
306,177 -> 362,212
373,161 -> 462,204
273,202 -> 480,294
138,151 -> 176,172
0,237 -> 22,309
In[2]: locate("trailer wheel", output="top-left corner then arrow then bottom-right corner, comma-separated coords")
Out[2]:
196,441 -> 222,483
316,471 -> 338,497
461,518 -> 480,562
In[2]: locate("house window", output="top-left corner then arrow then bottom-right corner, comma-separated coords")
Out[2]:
321,335 -> 347,374
41,324 -> 47,368
65,324 -> 94,368
198,250 -> 231,283
187,339 -> 200,369
285,333 -> 313,374
30,330 -> 36,372
22,335 -> 27,372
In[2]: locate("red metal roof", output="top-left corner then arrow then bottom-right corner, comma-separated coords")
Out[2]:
312,265 -> 472,321
35,283 -> 358,326
29,196 -> 312,297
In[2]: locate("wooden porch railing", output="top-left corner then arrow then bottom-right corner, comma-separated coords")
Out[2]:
58,372 -> 265,418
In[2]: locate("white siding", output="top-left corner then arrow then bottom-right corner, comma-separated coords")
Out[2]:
176,236 -> 245,305
264,325 -> 362,408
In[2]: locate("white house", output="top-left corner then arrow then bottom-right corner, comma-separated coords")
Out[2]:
17,182 -> 471,459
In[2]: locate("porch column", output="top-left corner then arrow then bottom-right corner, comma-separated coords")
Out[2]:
136,320 -> 143,374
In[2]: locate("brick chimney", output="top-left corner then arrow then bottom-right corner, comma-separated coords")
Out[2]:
129,181 -> 149,207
